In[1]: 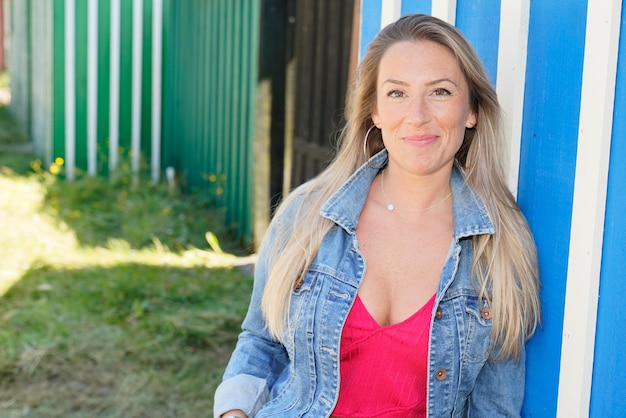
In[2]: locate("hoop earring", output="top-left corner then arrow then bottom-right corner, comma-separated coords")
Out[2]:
362,125 -> 377,160
363,125 -> 386,169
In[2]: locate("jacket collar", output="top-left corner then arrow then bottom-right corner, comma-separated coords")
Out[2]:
319,150 -> 495,239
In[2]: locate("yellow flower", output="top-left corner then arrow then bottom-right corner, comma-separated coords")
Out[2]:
55,157 -> 65,165
216,187 -> 224,196
49,164 -> 60,174
162,207 -> 171,216
209,174 -> 217,183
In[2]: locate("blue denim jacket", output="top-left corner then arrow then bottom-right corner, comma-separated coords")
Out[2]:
214,151 -> 525,417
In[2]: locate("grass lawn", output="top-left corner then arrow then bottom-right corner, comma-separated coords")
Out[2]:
0,106 -> 253,417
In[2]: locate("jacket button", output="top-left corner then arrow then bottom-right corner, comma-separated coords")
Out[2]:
435,368 -> 447,381
435,307 -> 443,320
481,307 -> 492,320
293,278 -> 304,290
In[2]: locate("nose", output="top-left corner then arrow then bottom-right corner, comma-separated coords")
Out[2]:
408,96 -> 430,125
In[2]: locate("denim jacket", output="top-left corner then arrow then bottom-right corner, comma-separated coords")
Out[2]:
214,150 -> 525,417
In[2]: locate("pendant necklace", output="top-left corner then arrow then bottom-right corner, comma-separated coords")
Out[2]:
379,170 -> 452,212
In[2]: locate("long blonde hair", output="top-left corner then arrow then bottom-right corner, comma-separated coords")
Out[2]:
261,14 -> 540,360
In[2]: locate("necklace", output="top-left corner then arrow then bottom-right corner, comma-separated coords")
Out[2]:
379,170 -> 452,212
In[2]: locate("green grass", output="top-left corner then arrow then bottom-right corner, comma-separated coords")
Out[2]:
0,117 -> 253,417
0,71 -> 9,88
0,105 -> 28,145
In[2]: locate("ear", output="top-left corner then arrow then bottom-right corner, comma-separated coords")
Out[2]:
465,111 -> 477,129
371,111 -> 380,128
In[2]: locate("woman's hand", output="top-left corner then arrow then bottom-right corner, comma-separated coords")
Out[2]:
221,409 -> 248,418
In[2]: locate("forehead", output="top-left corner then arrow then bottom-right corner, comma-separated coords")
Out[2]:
377,40 -> 464,81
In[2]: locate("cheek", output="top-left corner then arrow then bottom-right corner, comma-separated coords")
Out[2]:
442,107 -> 473,133
377,105 -> 405,126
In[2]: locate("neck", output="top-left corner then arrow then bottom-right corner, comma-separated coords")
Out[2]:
378,167 -> 452,213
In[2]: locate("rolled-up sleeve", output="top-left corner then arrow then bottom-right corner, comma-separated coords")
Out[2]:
214,374 -> 269,417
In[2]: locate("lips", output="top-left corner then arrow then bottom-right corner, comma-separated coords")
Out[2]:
403,134 -> 439,146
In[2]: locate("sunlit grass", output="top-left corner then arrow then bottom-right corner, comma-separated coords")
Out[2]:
0,71 -> 9,88
0,147 -> 253,416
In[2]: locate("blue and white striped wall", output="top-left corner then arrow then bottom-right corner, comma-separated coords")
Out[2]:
360,1 -> 625,416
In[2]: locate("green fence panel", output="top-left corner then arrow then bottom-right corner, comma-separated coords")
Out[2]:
48,0 -> 155,176
163,0 -> 259,245
9,0 -> 259,244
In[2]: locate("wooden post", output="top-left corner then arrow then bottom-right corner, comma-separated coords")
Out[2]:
253,0 -> 291,249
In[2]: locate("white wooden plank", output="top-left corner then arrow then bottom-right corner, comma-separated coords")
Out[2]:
431,0 -> 456,25
29,0 -> 53,165
64,0 -> 75,180
87,0 -> 98,176
109,0 -> 121,171
380,0 -> 402,28
151,0 -> 163,183
496,0 -> 530,196
131,0 -> 143,175
557,0 -> 622,416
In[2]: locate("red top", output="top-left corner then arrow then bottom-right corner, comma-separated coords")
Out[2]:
331,293 -> 436,418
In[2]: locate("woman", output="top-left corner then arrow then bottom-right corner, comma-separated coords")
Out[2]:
215,14 -> 540,417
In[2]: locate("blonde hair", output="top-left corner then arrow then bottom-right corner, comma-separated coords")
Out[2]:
261,14 -> 540,360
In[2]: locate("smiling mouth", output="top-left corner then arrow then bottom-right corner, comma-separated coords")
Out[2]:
403,134 -> 439,145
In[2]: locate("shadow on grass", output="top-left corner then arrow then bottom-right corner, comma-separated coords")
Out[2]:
0,146 -> 247,256
41,165 -> 245,254
0,104 -> 28,146
0,261 -> 252,417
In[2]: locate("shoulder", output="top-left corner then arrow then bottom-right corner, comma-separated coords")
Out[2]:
272,180 -> 319,227
260,180 -> 320,249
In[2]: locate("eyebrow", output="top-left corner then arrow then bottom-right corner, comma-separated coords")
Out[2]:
381,79 -> 410,86
381,78 -> 458,87
426,78 -> 458,87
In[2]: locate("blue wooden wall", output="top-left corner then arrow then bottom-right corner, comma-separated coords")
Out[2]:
590,4 -> 626,415
360,1 -> 625,416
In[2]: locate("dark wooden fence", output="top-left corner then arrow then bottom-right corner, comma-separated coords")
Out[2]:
287,0 -> 356,189
254,0 -> 356,243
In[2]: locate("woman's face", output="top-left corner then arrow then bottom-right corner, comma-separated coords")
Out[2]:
371,40 -> 476,176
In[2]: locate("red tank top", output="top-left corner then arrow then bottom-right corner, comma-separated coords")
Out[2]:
331,293 -> 436,418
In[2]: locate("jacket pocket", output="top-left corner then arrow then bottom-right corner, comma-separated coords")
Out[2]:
284,271 -> 318,341
463,296 -> 492,362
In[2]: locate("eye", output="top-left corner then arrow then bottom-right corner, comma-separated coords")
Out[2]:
432,87 -> 452,97
386,89 -> 406,98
